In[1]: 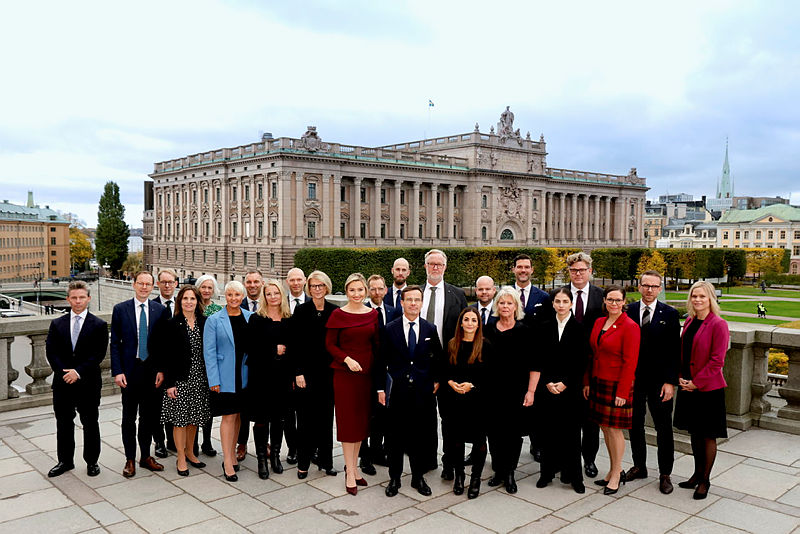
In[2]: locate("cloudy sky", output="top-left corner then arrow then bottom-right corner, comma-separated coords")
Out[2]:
1,0 -> 798,227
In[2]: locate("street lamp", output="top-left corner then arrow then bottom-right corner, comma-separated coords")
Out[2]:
36,262 -> 42,314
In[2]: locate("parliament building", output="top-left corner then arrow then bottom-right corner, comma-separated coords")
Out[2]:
143,108 -> 648,281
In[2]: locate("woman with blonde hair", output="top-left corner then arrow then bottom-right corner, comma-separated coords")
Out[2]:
247,279 -> 293,479
326,273 -> 379,495
673,281 -> 729,500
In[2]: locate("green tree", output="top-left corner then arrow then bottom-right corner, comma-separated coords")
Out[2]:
636,250 -> 668,279
121,252 -> 143,276
69,227 -> 93,271
95,181 -> 129,274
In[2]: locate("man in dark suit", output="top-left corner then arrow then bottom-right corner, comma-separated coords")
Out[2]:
236,268 -> 264,462
286,267 -> 312,313
383,257 -> 410,310
420,248 -> 467,480
110,271 -> 167,478
472,276 -> 497,327
512,254 -> 551,325
366,274 -> 402,326
624,270 -> 681,494
283,267 -> 310,465
45,281 -> 108,478
152,268 -> 178,457
564,252 -> 605,478
380,286 -> 444,497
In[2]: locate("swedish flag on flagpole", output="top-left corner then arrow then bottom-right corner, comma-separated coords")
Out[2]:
428,99 -> 435,107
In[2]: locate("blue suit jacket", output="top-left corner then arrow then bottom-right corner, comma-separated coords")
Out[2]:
380,317 -> 443,407
365,301 -> 402,325
203,308 -> 253,392
384,286 -> 404,309
470,302 -> 498,327
520,285 -> 551,324
110,299 -> 167,378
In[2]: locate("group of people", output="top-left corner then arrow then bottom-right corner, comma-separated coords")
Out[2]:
44,249 -> 730,504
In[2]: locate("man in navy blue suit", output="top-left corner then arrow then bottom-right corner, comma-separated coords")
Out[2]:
512,254 -> 551,325
383,257 -> 410,310
110,271 -> 167,478
45,281 -> 108,478
471,275 -> 498,327
151,268 -> 178,458
624,270 -> 681,494
380,286 -> 444,497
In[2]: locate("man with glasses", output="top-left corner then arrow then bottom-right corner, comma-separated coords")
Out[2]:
152,269 -> 178,457
624,270 -> 680,494
564,252 -> 604,478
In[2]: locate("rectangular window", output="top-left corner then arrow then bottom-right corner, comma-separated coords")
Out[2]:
204,189 -> 208,203
780,230 -> 786,240
768,230 -> 774,239
756,230 -> 762,239
215,250 -> 219,263
270,253 -> 275,269
205,222 -> 210,236
51,250 -> 56,256
400,190 -> 405,205
744,231 -> 749,239
217,222 -> 222,236
192,250 -> 195,262
308,221 -> 316,238
271,221 -> 277,238
723,231 -> 728,240
795,231 -> 800,240
381,188 -> 386,204
50,227 -> 56,232
360,223 -> 366,239
308,183 -> 317,200
258,183 -> 263,200
419,191 -> 423,205
258,221 -> 263,238
193,190 -> 197,203
215,187 -> 220,202
400,224 -> 405,239
360,187 -> 366,203
794,246 -> 800,255
51,260 -> 57,266
232,186 -> 237,201
175,192 -> 179,206
244,185 -> 250,201
231,251 -> 235,265
243,251 -> 248,265
50,237 -> 56,245
194,222 -> 198,236
256,252 -> 261,266
271,182 -> 277,198
340,222 -> 346,238
418,224 -> 423,238
454,194 -> 458,207
436,225 -> 441,239
203,250 -> 207,263
436,192 -> 441,207
158,194 -> 163,207
735,231 -> 740,239
232,222 -> 238,238
176,223 -> 180,237
340,185 -> 346,202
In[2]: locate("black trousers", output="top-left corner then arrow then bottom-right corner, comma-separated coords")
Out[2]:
360,393 -> 386,463
488,403 -> 529,476
580,397 -> 600,465
386,395 -> 437,480
630,381 -> 675,475
120,360 -> 161,460
442,418 -> 487,478
296,379 -> 335,471
539,395 -> 583,482
53,380 -> 101,465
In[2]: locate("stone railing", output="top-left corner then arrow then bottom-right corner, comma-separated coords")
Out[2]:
1,319 -> 798,435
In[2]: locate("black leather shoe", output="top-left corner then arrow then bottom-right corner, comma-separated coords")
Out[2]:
222,462 -> 238,482
624,465 -> 648,482
297,470 -> 308,479
201,443 -> 217,457
487,473 -> 504,487
411,476 -> 432,496
48,462 -> 74,478
257,454 -> 269,479
87,463 -> 100,477
467,476 -> 481,499
270,456 -> 284,474
360,460 -> 377,476
693,480 -> 710,500
584,461 -> 598,478
386,478 -> 401,497
572,481 -> 586,494
188,459 -> 206,468
659,474 -> 674,494
154,443 -> 168,459
678,475 -> 700,489
505,472 -> 517,494
177,465 -> 189,477
594,478 -> 609,487
532,448 -> 542,463
440,466 -> 454,481
453,473 -> 465,495
319,466 -> 338,476
286,450 -> 298,465
536,476 -> 552,488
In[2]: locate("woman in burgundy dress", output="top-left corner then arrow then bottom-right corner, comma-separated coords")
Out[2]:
325,273 -> 379,495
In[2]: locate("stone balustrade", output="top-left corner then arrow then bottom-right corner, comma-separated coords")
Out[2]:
1,318 -> 799,435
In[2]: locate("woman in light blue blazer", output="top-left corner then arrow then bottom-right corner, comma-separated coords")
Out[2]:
204,280 -> 252,481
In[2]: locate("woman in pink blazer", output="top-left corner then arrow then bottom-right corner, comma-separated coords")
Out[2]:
673,281 -> 729,501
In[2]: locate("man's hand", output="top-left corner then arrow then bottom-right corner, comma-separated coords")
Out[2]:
296,375 -> 306,388
378,391 -> 386,406
114,374 -> 127,388
155,372 -> 164,388
660,383 -> 674,402
62,369 -> 79,384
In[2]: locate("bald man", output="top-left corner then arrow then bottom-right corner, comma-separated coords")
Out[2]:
287,268 -> 311,314
384,258 -> 410,310
471,276 -> 498,327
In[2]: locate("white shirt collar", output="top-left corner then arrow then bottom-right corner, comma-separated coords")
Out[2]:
70,309 -> 88,321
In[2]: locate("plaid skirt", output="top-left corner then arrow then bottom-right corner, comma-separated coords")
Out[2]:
588,377 -> 633,429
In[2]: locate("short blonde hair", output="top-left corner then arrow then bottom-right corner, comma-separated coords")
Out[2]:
344,272 -> 368,292
259,278 -> 291,318
686,281 -> 721,317
306,270 -> 332,296
566,252 -> 593,268
224,280 -> 245,296
492,286 -> 526,321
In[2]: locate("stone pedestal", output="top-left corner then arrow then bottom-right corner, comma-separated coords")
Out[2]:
24,334 -> 51,395
3,337 -> 18,399
750,346 -> 773,414
778,348 -> 800,421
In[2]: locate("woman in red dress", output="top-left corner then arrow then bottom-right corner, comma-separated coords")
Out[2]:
325,273 -> 379,495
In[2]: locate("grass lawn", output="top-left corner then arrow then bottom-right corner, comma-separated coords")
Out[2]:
722,287 -> 800,298
626,291 -> 686,302
721,315 -> 786,326
719,300 -> 800,317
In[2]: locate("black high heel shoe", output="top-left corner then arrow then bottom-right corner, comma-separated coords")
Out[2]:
177,463 -> 189,477
222,462 -> 238,482
678,475 -> 700,489
693,480 -> 710,500
297,470 -> 308,480
603,471 -> 626,496
188,459 -> 206,468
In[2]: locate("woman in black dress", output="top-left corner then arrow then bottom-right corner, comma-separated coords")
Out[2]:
293,271 -> 339,479
439,307 -> 492,499
535,287 -> 590,494
483,286 -> 536,494
247,279 -> 293,479
160,285 -> 211,476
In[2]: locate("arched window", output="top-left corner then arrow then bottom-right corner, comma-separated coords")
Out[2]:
500,229 -> 514,240
532,227 -> 537,240
481,226 -> 487,240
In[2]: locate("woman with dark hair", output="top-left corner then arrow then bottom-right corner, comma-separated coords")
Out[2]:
326,273 -> 379,495
247,279 -> 293,479
674,281 -> 729,500
160,285 -> 211,476
293,270 -> 338,479
439,307 -> 492,499
484,286 -> 536,495
535,287 -> 590,494
204,280 -> 253,482
583,285 -> 640,495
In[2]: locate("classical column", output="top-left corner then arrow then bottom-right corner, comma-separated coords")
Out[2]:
428,183 -> 437,238
541,191 -> 548,241
446,184 -> 455,240
594,196 -> 601,241
321,175 -> 330,239
332,175 -> 341,242
559,193 -> 566,242
570,193 -> 578,241
615,197 -> 625,242
295,173 -> 304,240
547,192 -> 554,243
392,181 -> 402,239
352,177 -> 363,238
491,185 -> 499,241
276,172 -> 287,239
411,181 -> 421,240
373,178 -> 383,239
582,195 -> 589,241
604,196 -> 612,242
25,334 -> 51,395
523,188 -> 532,242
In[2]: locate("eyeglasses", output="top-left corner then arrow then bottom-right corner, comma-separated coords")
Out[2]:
426,262 -> 445,269
640,284 -> 660,290
605,298 -> 625,304
309,283 -> 326,290
159,280 -> 177,285
568,268 -> 589,274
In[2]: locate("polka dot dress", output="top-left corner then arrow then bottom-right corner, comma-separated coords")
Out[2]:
161,322 -> 211,426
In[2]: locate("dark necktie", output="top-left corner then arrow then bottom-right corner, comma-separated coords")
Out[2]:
408,321 -> 417,357
251,300 -> 257,312
377,306 -> 385,327
426,286 -> 437,324
575,290 -> 584,323
138,303 -> 149,361
519,288 -> 526,308
481,307 -> 487,325
395,289 -> 402,309
642,305 -> 651,327
164,300 -> 173,319
294,298 -> 301,309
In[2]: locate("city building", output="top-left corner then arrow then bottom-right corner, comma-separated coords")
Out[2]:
644,194 -> 712,247
732,196 -> 790,210
706,141 -> 734,214
717,204 -> 800,273
656,211 -> 718,249
0,192 -> 70,283
143,108 -> 648,281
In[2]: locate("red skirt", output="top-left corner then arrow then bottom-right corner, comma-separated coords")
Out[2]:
588,377 -> 633,429
332,369 -> 371,442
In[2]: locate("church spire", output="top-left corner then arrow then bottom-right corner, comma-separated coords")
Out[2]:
718,138 -> 732,199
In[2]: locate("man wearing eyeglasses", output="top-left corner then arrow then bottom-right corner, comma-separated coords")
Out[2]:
564,252 -> 604,479
624,270 -> 680,494
152,269 -> 178,458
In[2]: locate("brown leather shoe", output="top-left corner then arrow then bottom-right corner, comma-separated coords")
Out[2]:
140,456 -> 165,472
659,474 -> 674,494
236,443 -> 247,462
624,465 -> 648,482
123,459 -> 136,478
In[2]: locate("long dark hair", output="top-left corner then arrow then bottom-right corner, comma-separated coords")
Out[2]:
174,285 -> 205,321
448,307 -> 484,365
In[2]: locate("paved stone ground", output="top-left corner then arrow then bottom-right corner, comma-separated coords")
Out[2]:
1,394 -> 799,533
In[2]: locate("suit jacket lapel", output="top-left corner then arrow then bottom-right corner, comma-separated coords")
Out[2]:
127,300 -> 137,334
223,313 -> 235,347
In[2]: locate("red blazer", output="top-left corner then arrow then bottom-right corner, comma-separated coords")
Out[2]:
587,314 -> 640,400
681,313 -> 729,391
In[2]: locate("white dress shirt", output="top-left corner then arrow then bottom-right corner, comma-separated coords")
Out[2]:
133,297 -> 149,336
556,313 -> 570,341
639,300 -> 653,324
289,294 -> 306,314
570,283 -> 590,315
367,301 -> 387,324
402,314 -> 419,346
477,304 -> 492,324
422,281 -> 445,343
70,309 -> 88,337
391,285 -> 406,306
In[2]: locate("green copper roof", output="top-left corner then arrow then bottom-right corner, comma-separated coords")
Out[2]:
718,204 -> 800,223
0,200 -> 67,223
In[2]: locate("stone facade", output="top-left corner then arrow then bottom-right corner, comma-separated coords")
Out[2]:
717,204 -> 800,274
144,109 -> 648,281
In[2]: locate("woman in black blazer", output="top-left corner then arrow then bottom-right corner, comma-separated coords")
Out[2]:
293,270 -> 339,479
535,287 -> 590,494
159,285 -> 210,476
